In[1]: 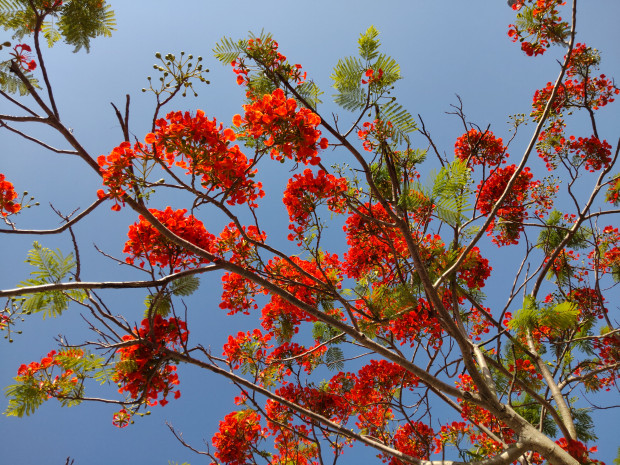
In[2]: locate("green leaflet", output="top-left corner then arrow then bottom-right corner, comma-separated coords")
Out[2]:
0,59 -> 39,95
379,99 -> 417,144
4,349 -> 108,417
510,296 -> 579,332
16,242 -> 86,318
144,275 -> 201,317
0,1 -> 115,53
331,26 -> 416,143
171,275 -> 200,296
325,346 -> 344,371
405,158 -> 471,227
213,35 -> 248,64
536,210 -> 590,255
358,25 -> 380,61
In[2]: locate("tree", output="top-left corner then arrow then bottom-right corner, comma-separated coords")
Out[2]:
1,0 -> 619,464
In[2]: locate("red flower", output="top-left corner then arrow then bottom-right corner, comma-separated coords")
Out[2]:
0,174 -> 21,217
455,129 -> 507,167
123,207 -> 217,272
234,88 -> 326,166
10,44 -> 37,71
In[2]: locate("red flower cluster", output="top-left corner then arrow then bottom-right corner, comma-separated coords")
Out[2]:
387,422 -> 435,464
457,247 -> 492,290
375,297 -> 444,350
233,88 -> 328,166
555,438 -> 601,465
232,37 -> 306,87
97,141 -> 140,210
508,358 -> 543,381
476,165 -> 535,245
343,203 -> 404,280
568,287 -> 607,320
507,0 -> 568,57
568,135 -> 612,172
454,129 -> 507,167
0,173 -> 21,216
434,421 -> 470,454
11,43 -> 37,71
222,329 -> 272,370
593,226 -> 620,277
530,44 -> 619,123
98,110 -> 263,210
606,177 -> 620,205
113,315 -> 187,408
591,334 -> 619,391
357,119 -> 395,152
456,374 -> 515,454
123,207 -> 216,272
145,110 -> 264,207
212,410 -> 266,465
16,349 -> 83,398
260,254 -> 342,337
283,169 -> 348,242
361,68 -> 384,85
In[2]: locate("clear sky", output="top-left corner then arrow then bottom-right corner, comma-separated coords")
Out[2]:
1,1 -> 619,464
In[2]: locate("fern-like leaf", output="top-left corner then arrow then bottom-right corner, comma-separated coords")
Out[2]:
379,99 -> 417,143
57,0 -> 116,52
358,25 -> 381,61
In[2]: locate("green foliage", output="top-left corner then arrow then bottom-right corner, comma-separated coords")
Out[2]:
537,210 -> 590,255
0,0 -> 115,53
325,346 -> 344,371
213,35 -> 248,65
357,25 -> 380,61
510,296 -> 579,332
0,58 -> 38,95
4,380 -> 46,417
405,159 -> 471,227
171,275 -> 200,296
57,0 -> 115,52
144,276 -> 200,317
379,99 -> 418,143
513,395 -> 558,436
572,407 -> 597,442
331,26 -> 413,134
312,321 -> 342,344
15,242 -> 86,318
4,349 -> 108,417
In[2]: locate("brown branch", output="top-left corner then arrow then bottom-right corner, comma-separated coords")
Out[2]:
0,199 -> 104,235
0,266 -> 220,298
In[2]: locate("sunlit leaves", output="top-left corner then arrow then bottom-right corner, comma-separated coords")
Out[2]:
15,242 -> 86,318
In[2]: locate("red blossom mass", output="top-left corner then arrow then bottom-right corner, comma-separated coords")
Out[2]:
0,173 -> 21,216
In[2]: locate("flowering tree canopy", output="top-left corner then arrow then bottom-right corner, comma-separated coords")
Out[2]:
1,1 -> 619,464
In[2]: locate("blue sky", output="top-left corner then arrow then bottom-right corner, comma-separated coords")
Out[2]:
1,1 -> 619,464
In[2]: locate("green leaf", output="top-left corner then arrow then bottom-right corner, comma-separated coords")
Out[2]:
171,275 -> 200,296
325,346 -> 344,371
572,407 -> 597,442
379,99 -> 417,144
213,36 -> 248,64
510,297 -> 579,331
358,25 -> 381,61
410,158 -> 471,226
16,242 -> 86,318
57,0 -> 116,52
4,382 -> 47,417
144,293 -> 171,317
0,59 -> 39,95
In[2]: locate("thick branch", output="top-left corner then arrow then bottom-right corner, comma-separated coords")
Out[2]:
0,266 -> 220,298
